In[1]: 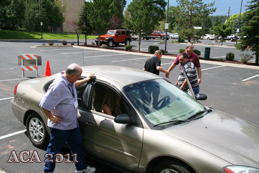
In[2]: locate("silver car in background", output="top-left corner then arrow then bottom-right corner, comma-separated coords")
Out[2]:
11,66 -> 259,173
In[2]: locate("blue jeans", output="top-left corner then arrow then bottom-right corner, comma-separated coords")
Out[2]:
44,127 -> 88,173
185,86 -> 199,95
192,86 -> 199,95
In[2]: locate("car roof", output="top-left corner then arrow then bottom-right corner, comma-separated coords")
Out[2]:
81,65 -> 162,89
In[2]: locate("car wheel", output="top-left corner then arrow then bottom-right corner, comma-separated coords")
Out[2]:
125,39 -> 130,45
153,160 -> 193,173
161,36 -> 164,40
108,40 -> 113,47
26,113 -> 49,149
146,38 -> 149,40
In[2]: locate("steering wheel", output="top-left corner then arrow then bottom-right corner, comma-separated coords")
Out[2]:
156,96 -> 170,109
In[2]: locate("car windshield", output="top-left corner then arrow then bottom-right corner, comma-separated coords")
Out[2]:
107,31 -> 115,35
123,79 -> 205,126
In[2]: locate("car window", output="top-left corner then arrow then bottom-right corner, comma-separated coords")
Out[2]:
91,83 -> 130,117
116,31 -> 121,36
123,79 -> 205,126
121,31 -> 125,35
107,30 -> 115,35
77,78 -> 93,110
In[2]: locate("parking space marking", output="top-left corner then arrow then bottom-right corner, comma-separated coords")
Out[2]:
242,74 -> 259,82
0,78 -> 22,82
40,49 -> 75,52
85,54 -> 125,59
0,130 -> 26,140
112,57 -> 148,62
61,52 -> 85,54
202,65 -> 225,71
0,97 -> 13,101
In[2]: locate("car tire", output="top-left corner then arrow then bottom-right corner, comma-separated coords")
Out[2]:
26,113 -> 49,149
207,37 -> 210,40
161,36 -> 164,40
125,39 -> 130,45
107,40 -> 113,47
152,160 -> 193,173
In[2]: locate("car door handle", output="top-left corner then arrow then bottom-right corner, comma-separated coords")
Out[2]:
85,121 -> 95,126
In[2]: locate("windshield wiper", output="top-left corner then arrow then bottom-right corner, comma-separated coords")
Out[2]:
187,109 -> 208,120
154,119 -> 186,127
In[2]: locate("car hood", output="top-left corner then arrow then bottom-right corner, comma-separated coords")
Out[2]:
101,34 -> 114,38
163,109 -> 259,167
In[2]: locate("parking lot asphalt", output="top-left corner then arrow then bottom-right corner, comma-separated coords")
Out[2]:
0,40 -> 259,173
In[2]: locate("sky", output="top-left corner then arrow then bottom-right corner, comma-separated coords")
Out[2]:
125,0 -> 250,16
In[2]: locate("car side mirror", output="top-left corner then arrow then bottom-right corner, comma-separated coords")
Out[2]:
114,114 -> 131,124
196,93 -> 207,100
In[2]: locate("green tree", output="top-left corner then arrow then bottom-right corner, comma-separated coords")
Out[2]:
175,0 -> 216,42
214,16 -> 221,27
214,23 -> 232,45
6,0 -> 25,30
224,13 -> 240,31
87,0 -> 113,46
124,0 -> 167,51
202,16 -> 213,34
78,1 -> 93,45
210,15 -> 226,26
0,0 -> 11,29
110,0 -> 126,29
232,13 -> 245,33
23,0 -> 65,32
24,0 -> 39,31
236,0 -> 259,65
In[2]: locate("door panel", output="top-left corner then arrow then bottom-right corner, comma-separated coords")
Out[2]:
78,111 -> 143,172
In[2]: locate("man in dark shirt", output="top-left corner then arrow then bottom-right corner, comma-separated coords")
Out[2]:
143,50 -> 169,108
143,50 -> 169,75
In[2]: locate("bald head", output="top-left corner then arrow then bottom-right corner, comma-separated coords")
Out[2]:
65,63 -> 82,76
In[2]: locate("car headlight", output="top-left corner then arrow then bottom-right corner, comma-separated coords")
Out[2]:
224,166 -> 259,173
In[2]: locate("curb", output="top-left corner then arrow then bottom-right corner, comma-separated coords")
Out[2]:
73,45 -> 259,70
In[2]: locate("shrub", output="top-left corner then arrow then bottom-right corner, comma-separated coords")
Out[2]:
62,40 -> 67,45
179,48 -> 185,53
178,37 -> 185,43
160,49 -> 165,55
226,52 -> 235,61
71,42 -> 75,45
125,44 -> 132,51
193,49 -> 201,56
48,41 -> 54,46
240,54 -> 253,64
148,46 -> 159,54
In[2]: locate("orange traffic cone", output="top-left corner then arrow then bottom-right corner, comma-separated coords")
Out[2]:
43,60 -> 52,77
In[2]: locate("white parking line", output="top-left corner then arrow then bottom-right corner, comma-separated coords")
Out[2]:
85,54 -> 125,59
0,78 -> 21,82
112,57 -> 148,62
40,49 -> 75,52
61,51 -> 86,54
0,130 -> 26,140
242,74 -> 259,82
0,97 -> 13,101
202,65 -> 225,71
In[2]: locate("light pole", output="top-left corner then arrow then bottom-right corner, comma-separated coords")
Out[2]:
238,0 -> 243,33
236,0 -> 243,44
165,0 -> 169,53
40,0 -> 43,39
